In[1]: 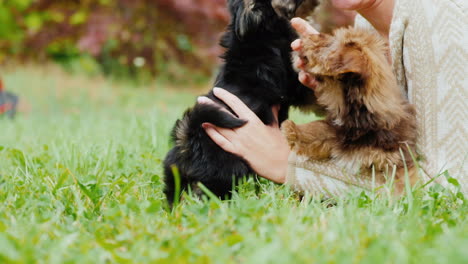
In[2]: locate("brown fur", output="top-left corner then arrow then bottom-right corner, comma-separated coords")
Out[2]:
283,27 -> 419,192
295,0 -> 320,17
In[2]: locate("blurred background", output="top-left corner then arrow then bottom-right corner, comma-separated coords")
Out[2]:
0,0 -> 355,85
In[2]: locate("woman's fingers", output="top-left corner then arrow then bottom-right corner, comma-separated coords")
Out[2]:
197,96 -> 234,116
197,96 -> 215,105
299,71 -> 318,89
299,71 -> 308,84
291,39 -> 302,51
213,87 -> 259,121
290,18 -> 318,87
291,17 -> 319,37
202,123 -> 237,154
293,56 -> 304,69
203,122 -> 237,139
270,105 -> 280,128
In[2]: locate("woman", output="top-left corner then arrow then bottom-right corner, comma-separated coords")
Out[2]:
199,0 -> 468,195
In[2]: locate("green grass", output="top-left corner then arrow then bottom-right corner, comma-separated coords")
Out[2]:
0,67 -> 467,263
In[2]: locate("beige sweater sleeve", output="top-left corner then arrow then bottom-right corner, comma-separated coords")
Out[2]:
286,0 -> 468,195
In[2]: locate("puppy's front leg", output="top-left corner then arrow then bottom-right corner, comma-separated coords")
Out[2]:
282,120 -> 335,160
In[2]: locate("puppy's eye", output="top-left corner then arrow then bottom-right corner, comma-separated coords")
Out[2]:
315,75 -> 324,83
345,41 -> 362,51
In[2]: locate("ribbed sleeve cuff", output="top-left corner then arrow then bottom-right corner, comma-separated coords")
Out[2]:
286,151 -> 385,197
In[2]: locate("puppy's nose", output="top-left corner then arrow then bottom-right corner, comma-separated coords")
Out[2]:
273,1 -> 297,18
285,3 -> 296,18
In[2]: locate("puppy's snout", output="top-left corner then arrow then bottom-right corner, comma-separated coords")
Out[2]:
285,3 -> 296,18
272,0 -> 296,18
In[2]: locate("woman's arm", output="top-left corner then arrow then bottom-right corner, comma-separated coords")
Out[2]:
201,1 -> 396,184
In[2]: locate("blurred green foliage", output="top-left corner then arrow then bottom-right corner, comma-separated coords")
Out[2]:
0,0 -> 229,83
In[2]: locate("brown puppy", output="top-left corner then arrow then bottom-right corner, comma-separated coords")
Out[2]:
283,27 -> 419,191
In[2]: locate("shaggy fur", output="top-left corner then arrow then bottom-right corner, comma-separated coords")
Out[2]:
163,0 -> 320,206
283,27 -> 419,191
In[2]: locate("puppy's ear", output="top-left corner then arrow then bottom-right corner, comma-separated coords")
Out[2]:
333,42 -> 368,78
231,0 -> 263,39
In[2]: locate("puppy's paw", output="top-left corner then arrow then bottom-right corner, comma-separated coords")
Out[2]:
281,120 -> 299,148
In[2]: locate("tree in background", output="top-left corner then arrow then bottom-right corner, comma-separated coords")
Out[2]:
0,0 -> 352,82
0,0 -> 229,82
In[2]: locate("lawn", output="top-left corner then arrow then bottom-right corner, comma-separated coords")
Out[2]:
0,67 -> 467,263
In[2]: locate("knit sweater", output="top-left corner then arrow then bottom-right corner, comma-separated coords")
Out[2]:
286,0 -> 468,195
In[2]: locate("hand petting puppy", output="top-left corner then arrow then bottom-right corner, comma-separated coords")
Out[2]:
200,19 -> 323,184
290,17 -> 320,90
200,88 -> 290,184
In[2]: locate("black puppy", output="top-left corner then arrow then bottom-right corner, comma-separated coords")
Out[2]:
163,0 -> 320,206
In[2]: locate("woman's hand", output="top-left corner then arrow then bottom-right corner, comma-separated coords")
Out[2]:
199,88 -> 290,184
290,17 -> 320,90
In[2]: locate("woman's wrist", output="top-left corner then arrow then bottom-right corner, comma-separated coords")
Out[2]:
266,148 -> 290,184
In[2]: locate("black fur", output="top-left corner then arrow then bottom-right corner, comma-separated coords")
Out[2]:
163,0 -> 318,206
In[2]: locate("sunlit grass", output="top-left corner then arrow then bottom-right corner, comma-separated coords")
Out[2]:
0,67 -> 467,263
